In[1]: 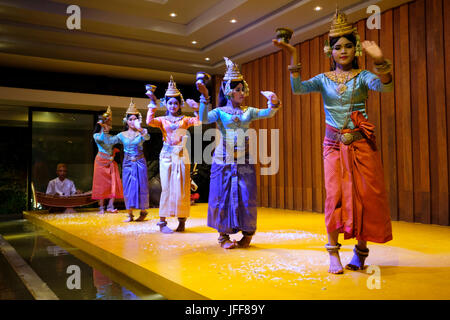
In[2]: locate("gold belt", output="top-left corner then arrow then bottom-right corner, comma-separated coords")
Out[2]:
326,130 -> 364,145
124,153 -> 144,162
97,152 -> 114,161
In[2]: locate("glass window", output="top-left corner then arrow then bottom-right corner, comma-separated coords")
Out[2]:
31,111 -> 94,199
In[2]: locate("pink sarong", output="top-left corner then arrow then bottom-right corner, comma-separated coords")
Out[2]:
323,111 -> 392,243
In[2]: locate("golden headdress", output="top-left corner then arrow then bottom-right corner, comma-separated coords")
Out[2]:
102,105 -> 112,121
163,75 -> 184,106
126,98 -> 139,115
124,98 -> 142,123
222,57 -> 249,97
223,57 -> 244,81
324,8 -> 362,57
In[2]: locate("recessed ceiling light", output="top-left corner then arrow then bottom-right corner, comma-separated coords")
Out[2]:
205,57 -> 210,61
230,19 -> 237,23
191,40 -> 197,44
314,6 -> 322,11
170,12 -> 177,17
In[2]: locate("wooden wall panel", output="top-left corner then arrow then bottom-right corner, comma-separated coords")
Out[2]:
409,0 -> 431,224
310,37 -> 323,212
380,9 -> 399,221
275,51 -> 285,208
260,56 -> 269,207
283,49 -> 294,210
365,25 -> 382,151
236,0 -> 449,225
267,54 -> 277,207
292,43 -> 303,211
251,60 -> 262,205
444,0 -> 450,225
319,34 -> 329,207
394,5 -> 414,222
426,0 -> 449,225
300,41 -> 313,211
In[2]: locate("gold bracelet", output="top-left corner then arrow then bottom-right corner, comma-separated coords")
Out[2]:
373,59 -> 392,75
269,100 -> 282,108
288,63 -> 302,73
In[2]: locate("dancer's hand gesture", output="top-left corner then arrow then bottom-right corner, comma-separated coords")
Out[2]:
98,121 -> 110,133
261,91 -> 280,107
196,81 -> 209,98
362,40 -> 384,63
272,39 -> 296,56
185,99 -> 199,111
146,90 -> 157,103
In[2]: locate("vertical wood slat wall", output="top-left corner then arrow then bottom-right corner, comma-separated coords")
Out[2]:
237,0 -> 449,226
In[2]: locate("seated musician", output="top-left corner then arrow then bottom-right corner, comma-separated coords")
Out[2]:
46,163 -> 81,196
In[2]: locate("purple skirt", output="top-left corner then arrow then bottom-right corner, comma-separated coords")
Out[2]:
122,155 -> 149,210
207,162 -> 257,234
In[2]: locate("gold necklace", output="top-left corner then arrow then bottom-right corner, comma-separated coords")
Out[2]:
125,130 -> 138,140
165,115 -> 184,123
334,70 -> 351,96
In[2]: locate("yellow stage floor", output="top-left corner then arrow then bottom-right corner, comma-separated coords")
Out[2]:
24,204 -> 450,300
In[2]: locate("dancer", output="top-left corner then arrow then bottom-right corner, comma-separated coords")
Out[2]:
273,9 -> 393,273
92,106 -> 123,214
197,57 -> 281,249
146,76 -> 201,233
115,99 -> 150,222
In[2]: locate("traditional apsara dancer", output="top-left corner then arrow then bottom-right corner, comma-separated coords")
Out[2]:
197,57 -> 281,249
92,106 -> 124,214
114,99 -> 150,222
273,9 -> 393,274
146,77 -> 201,233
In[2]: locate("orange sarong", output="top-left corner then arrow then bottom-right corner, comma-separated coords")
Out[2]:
323,111 -> 392,243
92,151 -> 123,200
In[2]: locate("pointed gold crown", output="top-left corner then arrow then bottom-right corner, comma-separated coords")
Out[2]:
329,8 -> 356,38
163,75 -> 184,106
164,75 -> 182,97
223,57 -> 244,81
126,98 -> 139,115
102,105 -> 112,120
324,7 -> 362,57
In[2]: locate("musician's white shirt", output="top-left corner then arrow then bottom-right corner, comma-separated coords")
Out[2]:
46,178 -> 76,196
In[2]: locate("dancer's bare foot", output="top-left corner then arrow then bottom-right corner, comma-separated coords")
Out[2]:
218,233 -> 237,249
175,218 -> 186,232
135,211 -> 147,222
345,245 -> 369,271
124,213 -> 134,222
328,251 -> 344,274
237,235 -> 252,248
157,221 -> 173,233
221,240 -> 237,249
325,243 -> 344,274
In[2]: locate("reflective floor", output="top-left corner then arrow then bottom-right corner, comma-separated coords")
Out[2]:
23,204 -> 450,300
0,219 -> 165,300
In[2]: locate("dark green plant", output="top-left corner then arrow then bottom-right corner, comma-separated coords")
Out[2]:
0,164 -> 27,215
